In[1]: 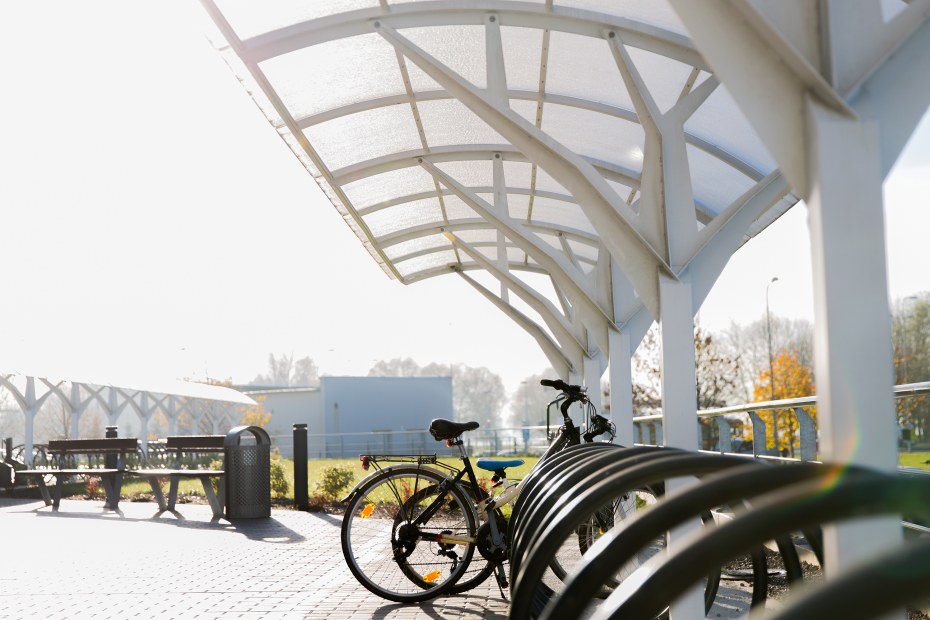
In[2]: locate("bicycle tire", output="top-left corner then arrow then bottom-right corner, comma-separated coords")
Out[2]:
341,466 -> 478,603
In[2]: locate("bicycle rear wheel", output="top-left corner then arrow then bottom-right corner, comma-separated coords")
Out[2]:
341,467 -> 478,603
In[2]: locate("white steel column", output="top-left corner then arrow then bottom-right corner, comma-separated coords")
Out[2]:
0,377 -> 54,467
658,273 -> 703,620
608,328 -> 634,445
168,396 -> 182,436
139,392 -> 151,457
806,96 -> 899,574
658,273 -> 699,449
583,353 -> 603,412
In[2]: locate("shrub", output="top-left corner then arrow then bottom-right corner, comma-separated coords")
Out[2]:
270,459 -> 289,499
314,465 -> 355,501
84,476 -> 103,500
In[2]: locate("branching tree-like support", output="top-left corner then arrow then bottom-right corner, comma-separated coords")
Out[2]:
0,374 -> 254,464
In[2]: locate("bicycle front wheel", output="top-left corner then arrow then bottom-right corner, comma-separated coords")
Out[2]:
341,467 -> 478,603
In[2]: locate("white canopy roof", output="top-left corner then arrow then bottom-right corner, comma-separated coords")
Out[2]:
199,0 -> 798,375
2,364 -> 255,405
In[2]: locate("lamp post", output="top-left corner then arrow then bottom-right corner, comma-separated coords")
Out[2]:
766,276 -> 780,455
521,380 -> 529,453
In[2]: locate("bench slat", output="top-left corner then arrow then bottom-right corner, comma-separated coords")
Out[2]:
18,469 -> 123,475
166,436 -> 224,450
132,469 -> 224,476
47,438 -> 139,453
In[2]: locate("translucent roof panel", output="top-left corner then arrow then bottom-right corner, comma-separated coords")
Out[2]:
383,235 -> 449,261
402,26 -> 487,89
344,167 -> 437,208
304,105 -> 421,172
364,198 -> 445,238
202,0 -> 795,321
433,160 -> 494,190
395,250 -> 459,278
261,34 -> 405,120
443,195 -> 482,222
553,0 -> 689,36
545,32 -> 632,109
540,104 -> 646,173
500,27 -> 546,92
528,196 -> 597,236
215,0 -> 379,40
685,83 -> 779,174
418,99 -> 507,147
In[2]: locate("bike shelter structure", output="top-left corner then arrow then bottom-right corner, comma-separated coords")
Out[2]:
200,1 -> 930,616
0,372 -> 256,466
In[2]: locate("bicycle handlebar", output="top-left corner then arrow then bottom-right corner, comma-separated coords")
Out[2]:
539,378 -> 585,395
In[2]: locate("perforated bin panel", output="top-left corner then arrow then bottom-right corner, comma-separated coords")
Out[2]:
225,444 -> 271,519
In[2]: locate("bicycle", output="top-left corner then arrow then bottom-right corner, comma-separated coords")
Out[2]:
339,378 -> 617,603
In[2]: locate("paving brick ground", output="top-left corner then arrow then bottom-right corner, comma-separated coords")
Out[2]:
0,497 -> 765,619
0,497 -> 509,620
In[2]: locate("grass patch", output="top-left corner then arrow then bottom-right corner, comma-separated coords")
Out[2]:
898,451 -> 930,470
115,456 -> 539,503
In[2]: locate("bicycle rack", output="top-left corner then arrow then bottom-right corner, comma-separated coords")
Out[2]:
507,446 -> 930,620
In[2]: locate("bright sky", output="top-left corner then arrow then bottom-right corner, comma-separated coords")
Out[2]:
1,2 -> 927,408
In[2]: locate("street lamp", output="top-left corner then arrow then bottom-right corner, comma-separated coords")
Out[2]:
766,276 -> 780,455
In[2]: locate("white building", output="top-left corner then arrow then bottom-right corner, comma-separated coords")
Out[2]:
242,376 -> 453,458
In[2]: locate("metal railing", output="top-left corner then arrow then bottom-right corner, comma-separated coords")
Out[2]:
632,380 -> 930,461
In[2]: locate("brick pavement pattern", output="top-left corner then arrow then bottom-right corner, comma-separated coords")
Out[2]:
0,497 -> 766,619
0,498 -> 509,620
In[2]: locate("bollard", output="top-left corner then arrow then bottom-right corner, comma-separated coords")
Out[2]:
105,426 -> 118,469
293,424 -> 309,511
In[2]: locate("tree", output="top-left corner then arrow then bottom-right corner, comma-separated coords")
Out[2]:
720,317 -> 813,402
368,358 -> 507,427
203,377 -> 272,429
893,292 -> 930,436
250,353 -> 319,387
695,327 -> 741,409
509,370 -> 557,427
629,324 -> 741,414
751,349 -> 816,456
240,395 -> 272,428
631,326 -> 663,414
368,357 -> 422,377
35,400 -> 71,442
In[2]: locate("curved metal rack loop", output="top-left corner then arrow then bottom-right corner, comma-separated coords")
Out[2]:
594,469 -> 930,620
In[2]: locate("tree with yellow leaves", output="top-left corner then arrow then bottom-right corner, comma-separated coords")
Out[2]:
751,350 -> 816,456
240,394 -> 271,427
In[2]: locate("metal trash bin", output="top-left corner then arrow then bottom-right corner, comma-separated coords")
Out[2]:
0,462 -> 13,488
224,425 -> 271,519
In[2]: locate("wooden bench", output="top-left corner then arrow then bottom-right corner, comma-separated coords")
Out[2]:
132,435 -> 226,519
15,438 -> 139,511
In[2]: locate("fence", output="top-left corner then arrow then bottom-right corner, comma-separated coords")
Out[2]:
266,426 -> 555,459
255,381 -> 930,460
632,380 -> 930,461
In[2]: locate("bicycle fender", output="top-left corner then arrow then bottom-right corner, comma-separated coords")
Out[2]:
338,463 -> 449,504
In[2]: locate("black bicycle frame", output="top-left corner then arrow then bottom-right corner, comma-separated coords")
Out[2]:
410,437 -> 486,536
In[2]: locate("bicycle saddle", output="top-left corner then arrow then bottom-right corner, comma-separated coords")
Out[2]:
429,418 -> 479,441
